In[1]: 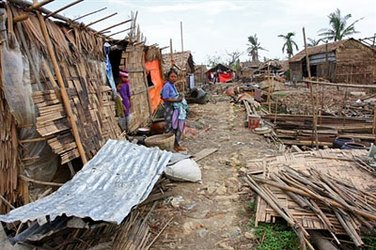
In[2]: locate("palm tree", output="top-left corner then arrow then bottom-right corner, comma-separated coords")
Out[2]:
307,38 -> 322,47
278,32 -> 299,59
318,8 -> 363,41
246,34 -> 267,62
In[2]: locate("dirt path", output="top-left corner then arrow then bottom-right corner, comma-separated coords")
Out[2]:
151,93 -> 279,250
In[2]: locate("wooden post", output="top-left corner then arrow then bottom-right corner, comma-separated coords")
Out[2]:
373,107 -> 376,143
180,21 -> 184,52
13,0 -> 55,22
170,38 -> 174,67
267,63 -> 272,113
303,27 -> 318,149
35,8 -> 88,164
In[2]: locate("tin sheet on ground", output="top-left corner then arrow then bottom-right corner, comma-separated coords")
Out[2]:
0,139 -> 172,224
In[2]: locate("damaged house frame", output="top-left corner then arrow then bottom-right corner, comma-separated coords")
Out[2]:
0,0 -> 170,248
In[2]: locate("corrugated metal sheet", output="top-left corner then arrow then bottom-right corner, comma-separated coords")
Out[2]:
0,139 -> 172,224
310,52 -> 336,65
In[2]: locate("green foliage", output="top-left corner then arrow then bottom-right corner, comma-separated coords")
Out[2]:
272,91 -> 287,98
318,8 -> 363,41
364,233 -> 376,250
248,201 -> 256,211
255,223 -> 300,250
307,37 -> 322,47
278,32 -> 299,59
284,69 -> 291,81
247,34 -> 267,62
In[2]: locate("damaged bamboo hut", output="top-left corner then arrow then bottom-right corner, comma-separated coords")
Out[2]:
110,43 -> 165,133
193,64 -> 207,85
240,61 -> 262,81
1,0 -> 125,214
162,51 -> 195,93
206,63 -> 234,83
0,1 -> 171,249
289,38 -> 376,84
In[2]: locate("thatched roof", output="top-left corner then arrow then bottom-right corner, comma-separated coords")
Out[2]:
162,51 -> 194,73
241,61 -> 262,69
206,63 -> 231,73
194,64 -> 208,72
289,38 -> 376,63
290,40 -> 347,63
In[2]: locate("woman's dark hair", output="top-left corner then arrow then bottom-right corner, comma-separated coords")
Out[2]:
167,68 -> 178,77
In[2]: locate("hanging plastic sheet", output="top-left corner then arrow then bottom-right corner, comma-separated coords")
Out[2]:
1,11 -> 58,182
1,33 -> 34,126
104,42 -> 117,94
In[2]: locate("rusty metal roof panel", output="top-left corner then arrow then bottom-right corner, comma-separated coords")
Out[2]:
0,139 -> 172,224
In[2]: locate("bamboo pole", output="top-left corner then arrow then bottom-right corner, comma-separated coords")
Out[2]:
73,7 -> 107,21
35,9 -> 88,164
373,107 -> 376,142
253,176 -> 376,221
84,12 -> 118,28
303,27 -> 318,149
180,21 -> 184,52
96,19 -> 132,34
145,217 -> 174,249
267,63 -> 272,113
108,27 -> 131,37
13,0 -> 55,22
170,38 -> 174,67
0,194 -> 15,209
44,0 -> 84,18
304,79 -> 376,89
19,175 -> 63,187
335,210 -> 363,247
244,175 -> 312,250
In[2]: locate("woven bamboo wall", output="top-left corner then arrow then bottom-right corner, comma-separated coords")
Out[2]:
120,45 -> 151,132
289,62 -> 303,81
316,62 -> 336,81
2,5 -> 122,171
336,40 -> 376,84
0,66 -> 20,214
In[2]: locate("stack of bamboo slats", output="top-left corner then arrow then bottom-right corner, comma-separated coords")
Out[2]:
262,114 -> 374,146
33,74 -> 121,164
246,149 -> 376,248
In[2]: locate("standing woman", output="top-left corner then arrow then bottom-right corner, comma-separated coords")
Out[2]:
161,69 -> 187,152
117,69 -> 131,131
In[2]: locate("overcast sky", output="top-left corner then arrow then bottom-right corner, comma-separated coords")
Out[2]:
48,0 -> 376,64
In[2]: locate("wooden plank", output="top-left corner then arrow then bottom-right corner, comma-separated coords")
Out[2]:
193,148 -> 218,162
281,140 -> 332,147
36,111 -> 66,124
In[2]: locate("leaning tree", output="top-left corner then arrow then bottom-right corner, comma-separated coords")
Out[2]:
318,8 -> 363,41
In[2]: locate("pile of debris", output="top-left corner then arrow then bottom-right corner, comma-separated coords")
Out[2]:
260,86 -> 376,147
270,86 -> 371,116
245,148 -> 376,249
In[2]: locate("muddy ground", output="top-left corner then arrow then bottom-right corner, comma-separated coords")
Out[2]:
149,88 -> 281,250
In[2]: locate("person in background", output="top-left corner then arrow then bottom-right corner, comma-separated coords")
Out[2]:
161,68 -> 188,152
117,69 -> 131,131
